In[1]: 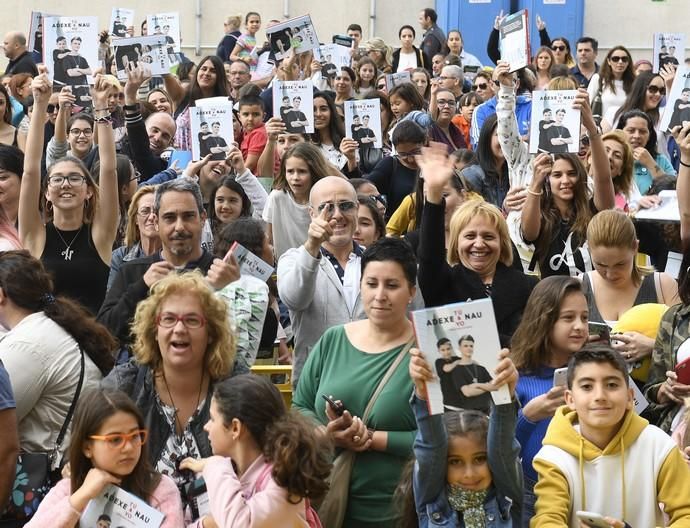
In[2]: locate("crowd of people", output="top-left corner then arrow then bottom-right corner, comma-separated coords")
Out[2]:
1,5 -> 690,528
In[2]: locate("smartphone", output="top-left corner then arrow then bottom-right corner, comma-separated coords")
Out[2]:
575,511 -> 611,528
588,322 -> 611,344
321,394 -> 345,417
676,356 -> 690,385
553,367 -> 568,387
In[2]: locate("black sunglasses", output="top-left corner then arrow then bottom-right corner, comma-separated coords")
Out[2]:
472,82 -> 488,90
47,103 -> 60,113
647,85 -> 666,96
551,45 -> 566,52
610,55 -> 629,63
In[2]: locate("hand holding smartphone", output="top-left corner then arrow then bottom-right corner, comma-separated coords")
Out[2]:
588,322 -> 611,344
553,367 -> 568,387
322,394 -> 345,417
575,511 -> 616,527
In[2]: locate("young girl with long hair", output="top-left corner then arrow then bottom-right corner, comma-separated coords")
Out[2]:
400,347 -> 522,527
263,142 -> 330,259
510,275 -> 589,523
207,176 -> 253,238
311,91 -> 358,176
25,389 -> 183,527
229,12 -> 262,71
181,374 -> 332,527
354,57 -> 378,100
387,83 -> 432,140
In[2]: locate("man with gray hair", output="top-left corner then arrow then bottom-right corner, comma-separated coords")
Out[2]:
438,64 -> 464,101
277,176 -> 366,386
97,179 -> 239,347
3,31 -> 38,76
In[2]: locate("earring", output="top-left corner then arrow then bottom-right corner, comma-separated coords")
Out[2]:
84,198 -> 89,209
46,200 -> 53,212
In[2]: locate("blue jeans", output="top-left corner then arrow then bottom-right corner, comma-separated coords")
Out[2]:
522,475 -> 537,527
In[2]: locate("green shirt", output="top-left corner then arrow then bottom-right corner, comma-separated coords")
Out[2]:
292,325 -> 416,525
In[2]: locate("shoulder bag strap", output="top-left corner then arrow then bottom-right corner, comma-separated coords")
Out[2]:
51,348 -> 85,465
654,271 -> 666,305
361,339 -> 414,423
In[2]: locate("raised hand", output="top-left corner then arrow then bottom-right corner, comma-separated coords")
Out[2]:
31,65 -> 52,106
409,347 -> 435,400
304,202 -> 335,256
416,141 -> 454,204
573,88 -> 596,133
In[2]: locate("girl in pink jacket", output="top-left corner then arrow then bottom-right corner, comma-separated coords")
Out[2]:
181,374 -> 332,528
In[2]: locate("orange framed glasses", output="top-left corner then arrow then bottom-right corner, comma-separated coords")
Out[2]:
89,430 -> 148,449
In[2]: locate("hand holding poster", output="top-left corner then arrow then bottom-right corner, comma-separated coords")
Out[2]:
113,36 -> 169,80
345,99 -> 383,149
80,484 -> 164,528
314,43 -> 351,79
529,90 -> 581,154
412,299 -> 511,415
266,15 -> 319,61
499,9 -> 530,72
385,71 -> 412,91
110,8 -> 135,38
146,12 -> 181,54
660,66 -> 690,133
653,33 -> 685,73
191,100 -> 234,161
273,80 -> 314,133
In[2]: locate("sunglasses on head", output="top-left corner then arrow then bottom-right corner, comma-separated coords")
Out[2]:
472,82 -> 488,90
647,85 -> 666,95
552,45 -> 566,52
610,55 -> 629,63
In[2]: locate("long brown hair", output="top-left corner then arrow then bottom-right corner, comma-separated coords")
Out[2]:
69,389 -> 161,503
511,276 -> 585,373
599,45 -> 635,95
533,154 -> 591,272
273,143 -> 330,198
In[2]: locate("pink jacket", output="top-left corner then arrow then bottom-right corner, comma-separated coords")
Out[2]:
25,475 -> 184,528
187,455 -> 311,528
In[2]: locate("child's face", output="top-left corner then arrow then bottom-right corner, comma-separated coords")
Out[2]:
389,94 -> 411,119
204,397 -> 234,456
83,411 -> 142,478
447,434 -> 492,491
239,104 -> 263,131
245,15 -> 261,34
285,156 -> 312,201
549,291 -> 588,357
565,362 -> 633,446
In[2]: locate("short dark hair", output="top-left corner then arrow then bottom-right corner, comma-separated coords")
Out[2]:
67,112 -> 94,130
437,337 -> 451,347
399,25 -> 416,39
238,94 -> 265,112
577,37 -> 599,52
347,23 -> 362,34
214,216 -> 266,259
361,237 -> 417,286
422,8 -> 438,23
458,335 -> 475,345
391,119 -> 426,146
566,344 -> 630,390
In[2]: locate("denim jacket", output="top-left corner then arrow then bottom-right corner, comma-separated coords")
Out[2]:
411,394 -> 523,527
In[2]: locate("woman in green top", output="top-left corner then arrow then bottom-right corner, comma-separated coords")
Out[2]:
292,238 -> 417,528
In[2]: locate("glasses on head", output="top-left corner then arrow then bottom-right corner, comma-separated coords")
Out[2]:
647,85 -> 666,96
156,312 -> 206,329
69,128 -> 93,137
47,103 -> 60,113
47,174 -> 86,187
89,430 -> 148,449
365,194 -> 387,208
472,82 -> 488,90
316,200 -> 357,215
436,99 -> 455,108
137,206 -> 153,218
396,147 -> 422,160
610,55 -> 629,63
551,45 -> 566,52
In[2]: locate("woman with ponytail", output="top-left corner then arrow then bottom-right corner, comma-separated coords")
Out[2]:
182,374 -> 332,527
0,250 -> 116,462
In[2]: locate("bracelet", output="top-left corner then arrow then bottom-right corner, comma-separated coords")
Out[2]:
527,188 -> 543,197
680,159 -> 690,168
93,107 -> 108,112
94,115 -> 113,124
123,103 -> 139,111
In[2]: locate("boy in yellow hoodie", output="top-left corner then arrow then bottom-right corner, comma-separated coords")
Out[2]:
531,345 -> 690,528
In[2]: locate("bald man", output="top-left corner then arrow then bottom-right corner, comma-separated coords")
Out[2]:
3,32 -> 38,76
277,176 -> 367,386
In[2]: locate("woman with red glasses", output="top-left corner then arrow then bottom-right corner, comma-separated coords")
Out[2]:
588,46 -> 635,124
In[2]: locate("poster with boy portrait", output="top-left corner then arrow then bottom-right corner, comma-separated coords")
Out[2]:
660,66 -> 690,133
44,16 -> 99,108
272,80 -> 314,134
529,90 -> 580,154
110,8 -> 135,39
499,9 -> 529,72
314,43 -> 351,80
412,298 -> 511,416
146,12 -> 180,54
345,99 -> 382,149
113,36 -> 169,80
28,11 -> 57,62
266,14 -> 319,62
385,71 -> 412,91
190,103 -> 234,161
653,33 -> 685,73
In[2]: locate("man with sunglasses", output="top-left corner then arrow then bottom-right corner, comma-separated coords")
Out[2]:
277,176 -> 366,387
570,37 -> 599,88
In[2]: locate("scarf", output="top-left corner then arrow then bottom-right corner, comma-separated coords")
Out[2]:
447,485 -> 488,528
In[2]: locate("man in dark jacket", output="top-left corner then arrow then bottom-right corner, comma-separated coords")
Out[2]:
418,9 -> 446,60
3,32 -> 39,76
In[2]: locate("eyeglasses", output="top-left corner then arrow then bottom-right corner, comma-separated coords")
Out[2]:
647,85 -> 666,96
396,147 -> 422,160
316,200 -> 357,214
137,206 -> 153,217
156,312 -> 206,329
551,45 -> 566,52
438,76 -> 456,81
436,99 -> 455,108
69,128 -> 93,137
47,174 -> 87,187
47,103 -> 60,113
89,430 -> 148,449
472,82 -> 488,90
610,55 -> 629,63
130,170 -> 141,182
377,83 -> 386,90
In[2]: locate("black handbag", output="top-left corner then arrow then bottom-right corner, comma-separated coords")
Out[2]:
0,349 -> 85,527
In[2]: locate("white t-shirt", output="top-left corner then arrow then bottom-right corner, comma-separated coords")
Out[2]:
262,189 -> 311,260
397,51 -> 417,72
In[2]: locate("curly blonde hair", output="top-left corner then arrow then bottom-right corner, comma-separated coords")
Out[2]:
131,272 -> 235,380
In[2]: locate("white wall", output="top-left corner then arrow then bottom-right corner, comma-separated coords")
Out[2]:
1,0 -> 427,72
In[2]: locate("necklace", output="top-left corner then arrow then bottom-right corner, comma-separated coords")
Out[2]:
161,370 -> 204,437
53,224 -> 83,261
468,363 -> 479,383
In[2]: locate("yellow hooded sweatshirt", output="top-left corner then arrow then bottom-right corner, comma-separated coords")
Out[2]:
531,406 -> 690,527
